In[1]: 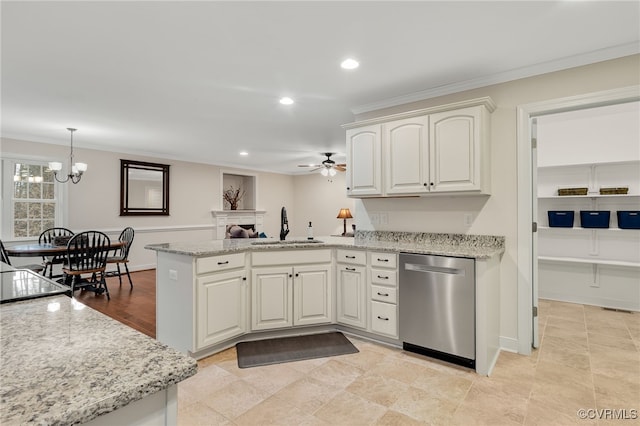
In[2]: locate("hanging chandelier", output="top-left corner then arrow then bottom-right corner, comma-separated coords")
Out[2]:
48,128 -> 87,184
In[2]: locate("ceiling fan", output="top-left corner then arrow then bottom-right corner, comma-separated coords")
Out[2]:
298,153 -> 346,176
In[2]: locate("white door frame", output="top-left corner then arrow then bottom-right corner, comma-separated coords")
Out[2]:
515,85 -> 639,355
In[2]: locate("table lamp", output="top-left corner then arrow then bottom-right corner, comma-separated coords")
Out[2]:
336,208 -> 353,236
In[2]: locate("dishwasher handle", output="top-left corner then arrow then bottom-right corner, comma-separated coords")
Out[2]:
403,263 -> 466,276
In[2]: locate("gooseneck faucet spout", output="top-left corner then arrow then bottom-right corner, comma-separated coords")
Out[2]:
280,207 -> 290,241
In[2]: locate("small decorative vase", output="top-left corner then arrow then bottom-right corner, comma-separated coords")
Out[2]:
230,202 -> 238,210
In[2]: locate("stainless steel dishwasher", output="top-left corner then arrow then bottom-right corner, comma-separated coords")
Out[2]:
399,253 -> 475,368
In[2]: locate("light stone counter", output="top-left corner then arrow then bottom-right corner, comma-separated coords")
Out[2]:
0,295 -> 197,425
145,231 -> 505,259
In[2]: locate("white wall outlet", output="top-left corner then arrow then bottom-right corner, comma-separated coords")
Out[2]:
464,213 -> 473,227
370,213 -> 380,225
169,269 -> 178,280
380,212 -> 389,225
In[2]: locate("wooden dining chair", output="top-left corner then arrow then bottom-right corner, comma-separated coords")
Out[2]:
62,231 -> 111,300
0,240 -> 45,274
39,227 -> 74,278
106,227 -> 135,288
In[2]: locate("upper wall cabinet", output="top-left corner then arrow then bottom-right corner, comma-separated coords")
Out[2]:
343,97 -> 495,198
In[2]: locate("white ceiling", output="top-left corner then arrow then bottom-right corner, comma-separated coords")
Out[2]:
2,1 -> 639,174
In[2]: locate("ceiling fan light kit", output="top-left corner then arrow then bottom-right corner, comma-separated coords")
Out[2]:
298,152 -> 346,176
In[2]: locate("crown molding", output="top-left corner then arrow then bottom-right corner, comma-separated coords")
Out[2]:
351,42 -> 640,115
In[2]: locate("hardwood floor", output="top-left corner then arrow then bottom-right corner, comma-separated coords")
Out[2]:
73,269 -> 157,338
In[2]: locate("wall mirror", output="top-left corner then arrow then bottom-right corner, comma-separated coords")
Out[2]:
120,159 -> 170,216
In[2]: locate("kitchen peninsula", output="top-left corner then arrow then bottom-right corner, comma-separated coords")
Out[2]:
146,231 -> 504,375
0,264 -> 197,425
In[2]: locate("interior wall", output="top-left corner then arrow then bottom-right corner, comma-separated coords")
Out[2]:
0,138 -> 303,268
292,172 -> 355,238
350,54 -> 640,348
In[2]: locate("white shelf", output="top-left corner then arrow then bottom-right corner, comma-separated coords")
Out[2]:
539,226 -> 639,231
538,160 -> 640,170
538,194 -> 639,199
538,256 -> 640,268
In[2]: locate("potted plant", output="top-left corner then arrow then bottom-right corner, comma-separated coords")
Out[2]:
223,185 -> 245,210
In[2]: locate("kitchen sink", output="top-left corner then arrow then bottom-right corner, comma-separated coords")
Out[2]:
250,239 -> 324,245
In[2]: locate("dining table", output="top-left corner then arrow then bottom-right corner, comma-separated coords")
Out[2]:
5,241 -> 125,258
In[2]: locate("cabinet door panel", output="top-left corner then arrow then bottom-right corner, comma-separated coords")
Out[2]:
196,271 -> 246,350
294,265 -> 332,326
336,265 -> 366,328
385,116 -> 429,194
430,107 -> 481,192
346,125 -> 382,196
251,268 -> 292,330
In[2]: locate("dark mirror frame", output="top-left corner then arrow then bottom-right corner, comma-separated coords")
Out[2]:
120,159 -> 170,216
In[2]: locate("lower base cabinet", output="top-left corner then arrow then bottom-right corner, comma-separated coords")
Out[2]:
336,263 -> 367,328
196,270 -> 248,350
251,263 -> 332,331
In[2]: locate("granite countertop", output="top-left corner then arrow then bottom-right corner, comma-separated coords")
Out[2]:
0,296 -> 197,425
145,231 -> 505,260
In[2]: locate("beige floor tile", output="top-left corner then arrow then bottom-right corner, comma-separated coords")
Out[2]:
232,362 -> 305,395
411,368 -> 474,403
589,342 -> 640,383
273,377 -> 342,413
538,345 -> 591,370
391,385 -> 459,424
451,403 -> 522,426
593,372 -> 640,410
535,359 -> 593,388
346,372 -> 410,407
461,381 -> 529,424
375,410 -> 425,426
178,364 -> 239,403
286,356 -> 330,374
177,401 -> 233,426
233,394 -> 326,426
339,346 -> 388,370
540,334 -> 589,355
201,379 -> 270,419
545,316 -> 587,333
307,358 -> 364,389
588,331 -> 637,351
314,390 -> 387,425
523,398 -> 597,426
587,322 -> 633,339
529,379 -> 596,415
197,346 -> 237,368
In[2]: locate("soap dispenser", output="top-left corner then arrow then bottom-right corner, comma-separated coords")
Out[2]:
307,221 -> 314,240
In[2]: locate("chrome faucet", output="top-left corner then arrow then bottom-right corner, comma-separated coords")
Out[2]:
280,206 -> 289,240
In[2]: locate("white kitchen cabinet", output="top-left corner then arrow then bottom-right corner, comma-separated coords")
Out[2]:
367,251 -> 398,338
429,105 -> 490,193
346,124 -> 383,196
251,250 -> 333,330
251,267 -> 292,330
293,264 -> 332,326
343,98 -> 494,198
537,161 -> 640,311
336,249 -> 367,328
384,116 -> 430,195
196,269 -> 247,350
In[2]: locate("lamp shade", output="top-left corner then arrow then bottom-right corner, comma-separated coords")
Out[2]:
337,208 -> 353,219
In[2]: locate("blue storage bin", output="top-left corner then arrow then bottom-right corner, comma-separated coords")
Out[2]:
548,211 -> 574,227
617,211 -> 640,229
580,211 -> 610,228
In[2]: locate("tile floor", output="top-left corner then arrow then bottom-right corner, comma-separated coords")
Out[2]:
178,300 -> 640,425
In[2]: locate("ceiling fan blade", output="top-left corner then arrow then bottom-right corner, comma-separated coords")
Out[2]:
335,165 -> 347,171
297,164 -> 322,168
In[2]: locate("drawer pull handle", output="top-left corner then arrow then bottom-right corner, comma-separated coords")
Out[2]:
377,275 -> 388,279
377,258 -> 389,262
346,255 -> 356,259
377,316 -> 389,321
377,292 -> 389,297
217,261 -> 229,265
346,267 -> 356,271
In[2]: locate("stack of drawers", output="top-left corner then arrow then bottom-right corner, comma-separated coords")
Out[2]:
369,252 -> 398,338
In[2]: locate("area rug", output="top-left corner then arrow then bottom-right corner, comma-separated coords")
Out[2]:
236,332 -> 359,368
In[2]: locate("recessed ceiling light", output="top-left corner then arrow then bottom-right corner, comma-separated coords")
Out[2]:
341,58 -> 359,70
239,151 -> 248,156
279,97 -> 294,105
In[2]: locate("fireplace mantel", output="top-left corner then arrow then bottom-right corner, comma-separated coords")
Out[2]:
211,210 -> 266,239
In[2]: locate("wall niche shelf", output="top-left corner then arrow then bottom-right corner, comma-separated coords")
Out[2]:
221,172 -> 256,211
